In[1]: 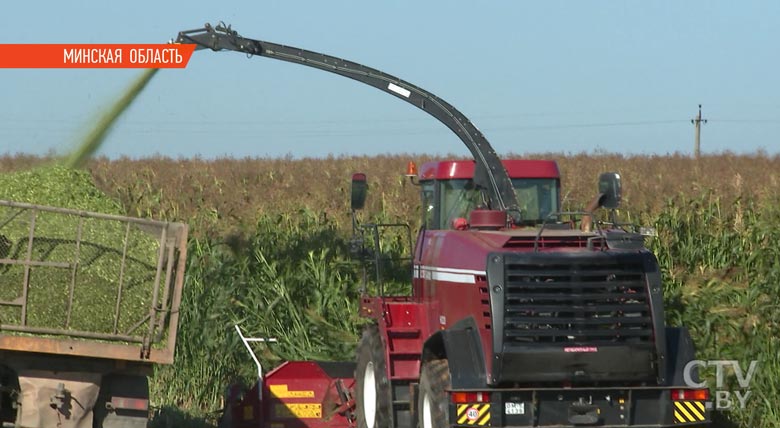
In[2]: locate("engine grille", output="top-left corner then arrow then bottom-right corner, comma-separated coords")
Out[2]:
503,256 -> 653,345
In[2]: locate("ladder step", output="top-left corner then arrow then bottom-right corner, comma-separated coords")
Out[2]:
393,403 -> 411,417
394,408 -> 412,428
389,354 -> 420,360
387,328 -> 422,334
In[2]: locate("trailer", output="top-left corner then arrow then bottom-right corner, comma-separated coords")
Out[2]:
0,200 -> 188,428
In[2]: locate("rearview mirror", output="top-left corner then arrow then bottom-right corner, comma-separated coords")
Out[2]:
598,172 -> 622,209
351,173 -> 368,210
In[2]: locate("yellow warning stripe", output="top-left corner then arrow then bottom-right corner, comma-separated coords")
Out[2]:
673,401 -> 706,423
455,403 -> 490,425
477,409 -> 491,426
457,405 -> 469,424
675,402 -> 695,422
683,401 -> 705,420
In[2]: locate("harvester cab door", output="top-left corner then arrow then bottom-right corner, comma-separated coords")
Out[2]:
417,178 -> 482,231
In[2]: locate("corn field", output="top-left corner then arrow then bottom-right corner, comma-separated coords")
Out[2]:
0,153 -> 778,428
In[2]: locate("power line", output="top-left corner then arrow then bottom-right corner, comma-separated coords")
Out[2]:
1,117 -> 779,142
489,119 -> 685,131
708,119 -> 780,123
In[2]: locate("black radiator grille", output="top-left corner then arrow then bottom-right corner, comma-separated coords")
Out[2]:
503,259 -> 653,345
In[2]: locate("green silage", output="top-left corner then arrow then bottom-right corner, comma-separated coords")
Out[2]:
1,167 -> 124,213
0,167 -> 161,336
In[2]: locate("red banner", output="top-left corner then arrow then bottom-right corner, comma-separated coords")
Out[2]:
0,44 -> 197,68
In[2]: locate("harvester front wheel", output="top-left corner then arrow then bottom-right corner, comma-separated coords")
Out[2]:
418,359 -> 451,428
355,324 -> 393,428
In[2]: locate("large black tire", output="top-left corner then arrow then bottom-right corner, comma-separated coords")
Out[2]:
417,359 -> 451,428
355,324 -> 393,428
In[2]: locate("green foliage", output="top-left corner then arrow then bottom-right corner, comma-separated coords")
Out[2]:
650,193 -> 780,427
152,211 -> 366,416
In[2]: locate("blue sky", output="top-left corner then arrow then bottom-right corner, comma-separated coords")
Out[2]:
1,1 -> 778,159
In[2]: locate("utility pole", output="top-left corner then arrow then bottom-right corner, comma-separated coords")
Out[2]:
691,104 -> 707,159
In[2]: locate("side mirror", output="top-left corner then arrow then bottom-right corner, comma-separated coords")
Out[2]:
598,172 -> 622,209
351,173 -> 368,211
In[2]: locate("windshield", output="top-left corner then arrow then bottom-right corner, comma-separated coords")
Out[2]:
437,178 -> 559,229
439,179 -> 482,229
511,178 -> 559,224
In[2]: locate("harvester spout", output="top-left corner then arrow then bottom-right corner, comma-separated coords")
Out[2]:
176,23 -> 520,215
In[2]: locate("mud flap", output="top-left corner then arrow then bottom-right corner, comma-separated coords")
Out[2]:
665,327 -> 698,386
17,370 -> 101,428
93,374 -> 150,428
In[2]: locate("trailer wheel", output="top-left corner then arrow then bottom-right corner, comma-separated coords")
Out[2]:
418,359 -> 450,428
355,324 -> 392,428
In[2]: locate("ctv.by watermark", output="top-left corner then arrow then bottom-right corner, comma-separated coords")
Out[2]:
684,360 -> 759,411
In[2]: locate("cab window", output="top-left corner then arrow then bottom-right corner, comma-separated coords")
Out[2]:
439,179 -> 480,229
420,180 -> 435,229
511,178 -> 559,224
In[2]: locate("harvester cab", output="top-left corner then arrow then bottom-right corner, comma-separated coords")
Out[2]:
179,22 -> 710,428
412,159 -> 562,231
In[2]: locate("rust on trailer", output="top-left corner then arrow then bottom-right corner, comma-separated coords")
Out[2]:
0,334 -> 175,364
162,221 -> 189,359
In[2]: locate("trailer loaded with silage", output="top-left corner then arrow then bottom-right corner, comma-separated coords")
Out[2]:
0,167 -> 188,428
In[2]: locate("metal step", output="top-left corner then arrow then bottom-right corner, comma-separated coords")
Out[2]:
393,380 -> 413,428
386,327 -> 422,335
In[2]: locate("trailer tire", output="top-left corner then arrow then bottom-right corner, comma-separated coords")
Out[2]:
418,359 -> 451,428
355,324 -> 392,428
